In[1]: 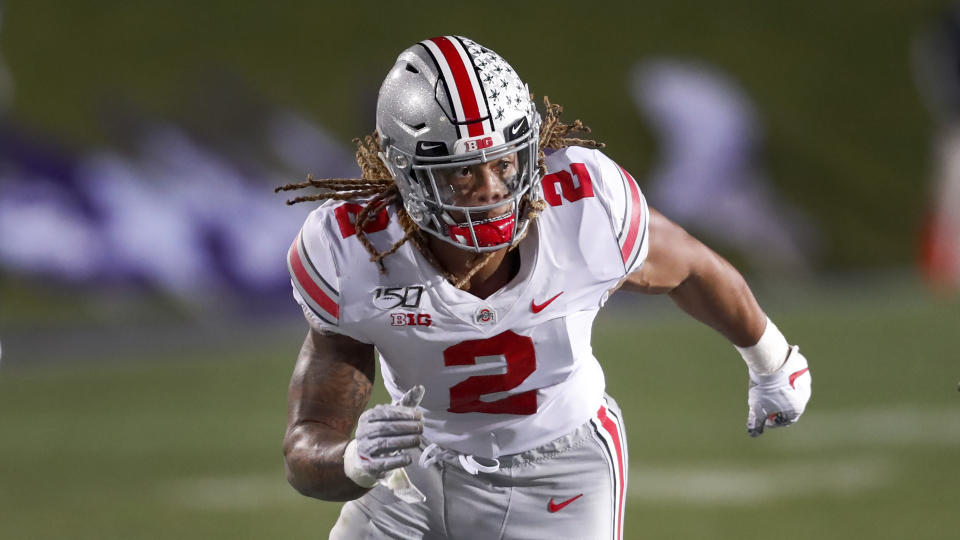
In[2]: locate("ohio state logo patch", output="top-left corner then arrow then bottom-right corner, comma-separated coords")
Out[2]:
473,306 -> 497,325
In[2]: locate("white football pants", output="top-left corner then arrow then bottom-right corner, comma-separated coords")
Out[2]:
330,395 -> 628,540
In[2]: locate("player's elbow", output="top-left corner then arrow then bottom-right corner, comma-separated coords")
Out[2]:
282,429 -> 365,502
284,461 -> 366,502
282,431 -> 317,497
283,459 -> 318,498
282,449 -> 328,499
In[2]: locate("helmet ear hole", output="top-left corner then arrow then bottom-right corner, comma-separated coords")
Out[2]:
405,63 -> 420,74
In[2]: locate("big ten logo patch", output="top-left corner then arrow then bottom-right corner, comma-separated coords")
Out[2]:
391,313 -> 433,327
372,286 -> 425,310
462,136 -> 494,152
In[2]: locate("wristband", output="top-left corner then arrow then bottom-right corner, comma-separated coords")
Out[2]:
343,439 -> 378,488
735,317 -> 790,375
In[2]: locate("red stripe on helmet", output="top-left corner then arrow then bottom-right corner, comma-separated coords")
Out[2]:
430,36 -> 484,137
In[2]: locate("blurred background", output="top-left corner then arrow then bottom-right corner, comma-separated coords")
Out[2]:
1,1 -> 958,538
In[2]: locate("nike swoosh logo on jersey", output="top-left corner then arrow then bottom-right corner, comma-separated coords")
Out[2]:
789,368 -> 809,388
547,493 -> 583,513
531,291 -> 563,313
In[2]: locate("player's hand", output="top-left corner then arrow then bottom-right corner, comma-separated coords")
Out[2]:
746,346 -> 811,437
343,385 -> 425,487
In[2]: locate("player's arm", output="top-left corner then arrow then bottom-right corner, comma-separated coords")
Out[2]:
283,327 -> 376,501
620,208 -> 765,345
620,207 -> 811,436
283,326 -> 425,501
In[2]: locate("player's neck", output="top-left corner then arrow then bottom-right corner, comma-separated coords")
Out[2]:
427,238 -> 520,299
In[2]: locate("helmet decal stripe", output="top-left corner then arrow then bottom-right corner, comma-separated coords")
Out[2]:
419,38 -> 468,138
453,36 -> 497,134
425,36 -> 488,137
414,42 -> 460,140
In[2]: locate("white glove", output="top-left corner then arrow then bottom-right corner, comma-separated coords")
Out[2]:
746,346 -> 811,437
343,385 -> 425,487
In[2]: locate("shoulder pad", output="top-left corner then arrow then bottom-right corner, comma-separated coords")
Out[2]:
288,204 -> 342,326
543,147 -> 650,274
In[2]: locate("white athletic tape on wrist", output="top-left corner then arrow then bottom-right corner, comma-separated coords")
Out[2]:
343,439 -> 379,488
736,317 -> 790,375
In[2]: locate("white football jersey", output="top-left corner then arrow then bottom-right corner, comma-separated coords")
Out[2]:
288,146 -> 649,458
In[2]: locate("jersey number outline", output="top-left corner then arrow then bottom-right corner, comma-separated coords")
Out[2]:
334,203 -> 389,238
542,162 -> 595,207
443,330 -> 537,415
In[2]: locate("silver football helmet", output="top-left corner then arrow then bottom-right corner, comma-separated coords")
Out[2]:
376,36 -> 541,252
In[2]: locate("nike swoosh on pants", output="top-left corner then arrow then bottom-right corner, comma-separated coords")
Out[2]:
547,493 -> 583,513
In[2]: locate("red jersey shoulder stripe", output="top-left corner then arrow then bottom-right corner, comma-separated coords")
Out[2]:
287,231 -> 340,325
617,165 -> 647,272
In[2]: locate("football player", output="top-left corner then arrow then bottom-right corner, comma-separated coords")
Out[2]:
280,36 -> 812,539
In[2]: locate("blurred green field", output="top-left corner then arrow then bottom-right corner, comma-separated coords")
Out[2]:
1,276 -> 957,539
0,1 -> 952,268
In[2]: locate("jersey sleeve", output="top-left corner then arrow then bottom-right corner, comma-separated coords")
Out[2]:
587,149 -> 651,275
287,205 -> 367,339
288,220 -> 341,330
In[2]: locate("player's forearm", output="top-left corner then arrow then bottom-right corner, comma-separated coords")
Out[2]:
283,423 -> 370,501
283,328 -> 376,501
667,249 -> 766,347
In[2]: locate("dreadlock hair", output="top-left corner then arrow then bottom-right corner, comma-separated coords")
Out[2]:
275,96 -> 604,290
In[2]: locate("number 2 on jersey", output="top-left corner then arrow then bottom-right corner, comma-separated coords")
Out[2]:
443,330 -> 537,415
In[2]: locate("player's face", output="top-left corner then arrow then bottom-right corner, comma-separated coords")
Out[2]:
434,153 -> 518,219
